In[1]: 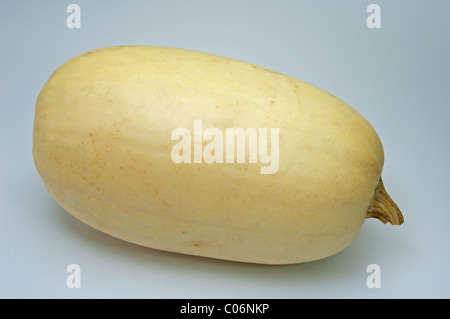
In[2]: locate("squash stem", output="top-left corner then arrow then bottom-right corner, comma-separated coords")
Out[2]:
366,178 -> 404,225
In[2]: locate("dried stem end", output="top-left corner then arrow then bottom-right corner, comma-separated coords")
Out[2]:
367,178 -> 404,225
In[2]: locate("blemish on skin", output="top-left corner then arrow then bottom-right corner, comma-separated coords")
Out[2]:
81,51 -> 94,57
190,240 -> 204,247
161,199 -> 171,208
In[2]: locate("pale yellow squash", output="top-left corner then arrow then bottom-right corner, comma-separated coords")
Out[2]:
33,46 -> 403,264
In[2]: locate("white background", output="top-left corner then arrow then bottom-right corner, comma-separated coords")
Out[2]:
1,1 -> 449,298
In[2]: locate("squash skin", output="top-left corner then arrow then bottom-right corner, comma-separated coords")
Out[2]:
33,46 -> 389,264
